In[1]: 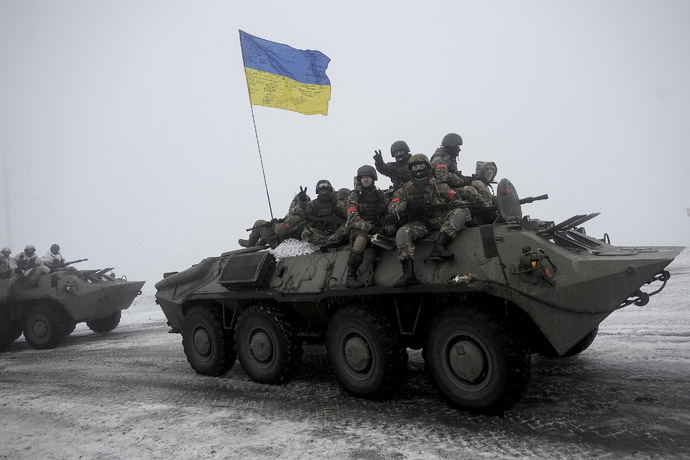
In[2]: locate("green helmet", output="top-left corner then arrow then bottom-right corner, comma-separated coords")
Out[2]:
441,133 -> 463,147
356,165 -> 377,181
408,153 -> 430,170
336,188 -> 351,200
390,140 -> 410,156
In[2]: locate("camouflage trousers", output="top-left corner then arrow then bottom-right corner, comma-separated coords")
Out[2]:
247,219 -> 304,249
395,208 -> 469,261
301,226 -> 335,246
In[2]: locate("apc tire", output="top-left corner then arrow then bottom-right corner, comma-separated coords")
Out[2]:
86,311 -> 121,333
425,306 -> 531,413
235,306 -> 303,385
0,313 -> 23,352
541,327 -> 598,358
22,305 -> 68,350
182,305 -> 235,376
326,306 -> 407,399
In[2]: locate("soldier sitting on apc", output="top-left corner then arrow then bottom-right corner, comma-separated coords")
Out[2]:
389,154 -> 469,288
373,140 -> 412,192
239,192 -> 311,249
300,180 -> 347,247
342,165 -> 390,288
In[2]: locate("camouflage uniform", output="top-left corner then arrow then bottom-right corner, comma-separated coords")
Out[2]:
300,181 -> 347,246
0,248 -> 12,279
471,161 -> 498,206
342,166 -> 390,287
389,178 -> 469,261
431,147 -> 491,206
241,196 -> 309,249
7,246 -> 50,299
373,140 -> 413,192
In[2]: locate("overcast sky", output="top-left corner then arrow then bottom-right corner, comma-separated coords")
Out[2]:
1,0 -> 689,287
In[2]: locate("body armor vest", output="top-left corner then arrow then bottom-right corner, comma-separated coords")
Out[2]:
312,198 -> 336,217
16,255 -> 36,271
356,188 -> 386,223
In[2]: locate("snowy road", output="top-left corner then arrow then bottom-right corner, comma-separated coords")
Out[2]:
1,250 -> 689,460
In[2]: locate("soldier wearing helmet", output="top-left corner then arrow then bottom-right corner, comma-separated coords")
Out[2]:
0,246 -> 12,279
430,133 -> 492,207
470,161 -> 499,206
299,180 -> 347,246
6,245 -> 50,299
388,154 -> 470,287
372,140 -> 413,191
335,165 -> 390,288
41,243 -> 66,269
239,191 -> 311,249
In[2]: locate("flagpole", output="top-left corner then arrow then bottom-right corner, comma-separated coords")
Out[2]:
247,104 -> 274,220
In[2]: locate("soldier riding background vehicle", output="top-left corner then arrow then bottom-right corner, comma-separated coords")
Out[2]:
154,179 -> 682,413
0,262 -> 145,351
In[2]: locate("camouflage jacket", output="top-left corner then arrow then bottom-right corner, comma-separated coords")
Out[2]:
389,178 -> 460,220
430,147 -> 468,188
374,157 -> 412,189
346,182 -> 389,233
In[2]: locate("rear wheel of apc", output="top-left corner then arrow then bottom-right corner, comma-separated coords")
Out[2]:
182,306 -> 235,376
235,306 -> 303,384
86,311 -> 121,333
326,306 -> 407,399
22,305 -> 68,350
425,306 -> 530,413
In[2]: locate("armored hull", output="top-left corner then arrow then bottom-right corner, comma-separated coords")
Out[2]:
0,268 -> 144,351
155,180 -> 682,412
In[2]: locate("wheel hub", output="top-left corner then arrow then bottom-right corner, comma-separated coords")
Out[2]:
449,340 -> 485,382
249,331 -> 273,362
344,336 -> 371,372
193,328 -> 212,356
31,319 -> 48,339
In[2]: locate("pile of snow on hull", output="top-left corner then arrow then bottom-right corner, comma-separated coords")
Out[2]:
266,238 -> 319,262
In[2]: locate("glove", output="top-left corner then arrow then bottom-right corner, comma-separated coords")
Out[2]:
373,150 -> 384,165
406,200 -> 426,216
298,186 -> 309,202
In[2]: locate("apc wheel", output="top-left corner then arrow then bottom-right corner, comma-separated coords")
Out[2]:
86,311 -> 121,333
235,306 -> 303,384
541,327 -> 598,358
425,306 -> 531,412
182,305 -> 236,376
0,313 -> 23,352
326,306 -> 407,399
22,305 -> 68,350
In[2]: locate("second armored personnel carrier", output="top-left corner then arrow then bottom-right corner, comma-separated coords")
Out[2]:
155,179 -> 682,412
0,266 -> 145,352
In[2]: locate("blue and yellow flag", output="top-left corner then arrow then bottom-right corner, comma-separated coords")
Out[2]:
239,30 -> 331,116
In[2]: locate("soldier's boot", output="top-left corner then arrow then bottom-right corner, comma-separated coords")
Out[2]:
345,252 -> 364,289
394,259 -> 418,288
428,233 -> 454,261
238,239 -> 252,248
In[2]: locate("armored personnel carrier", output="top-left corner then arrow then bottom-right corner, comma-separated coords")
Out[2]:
0,266 -> 145,351
155,179 -> 682,412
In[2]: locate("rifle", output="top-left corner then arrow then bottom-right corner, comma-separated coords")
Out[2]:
246,218 -> 285,232
433,194 -> 549,215
386,194 -> 549,224
306,214 -> 345,232
50,258 -> 88,271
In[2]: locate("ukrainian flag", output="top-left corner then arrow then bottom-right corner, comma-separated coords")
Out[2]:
239,30 -> 331,116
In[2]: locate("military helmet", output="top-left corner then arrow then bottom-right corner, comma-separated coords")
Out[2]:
390,140 -> 410,156
24,244 -> 36,254
336,188 -> 351,201
408,153 -> 431,170
357,165 -> 377,181
441,133 -> 463,147
1,246 -> 10,255
315,180 -> 334,194
50,243 -> 61,253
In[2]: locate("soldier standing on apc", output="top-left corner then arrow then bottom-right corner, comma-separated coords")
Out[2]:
343,165 -> 389,288
373,140 -> 412,191
389,154 -> 469,288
